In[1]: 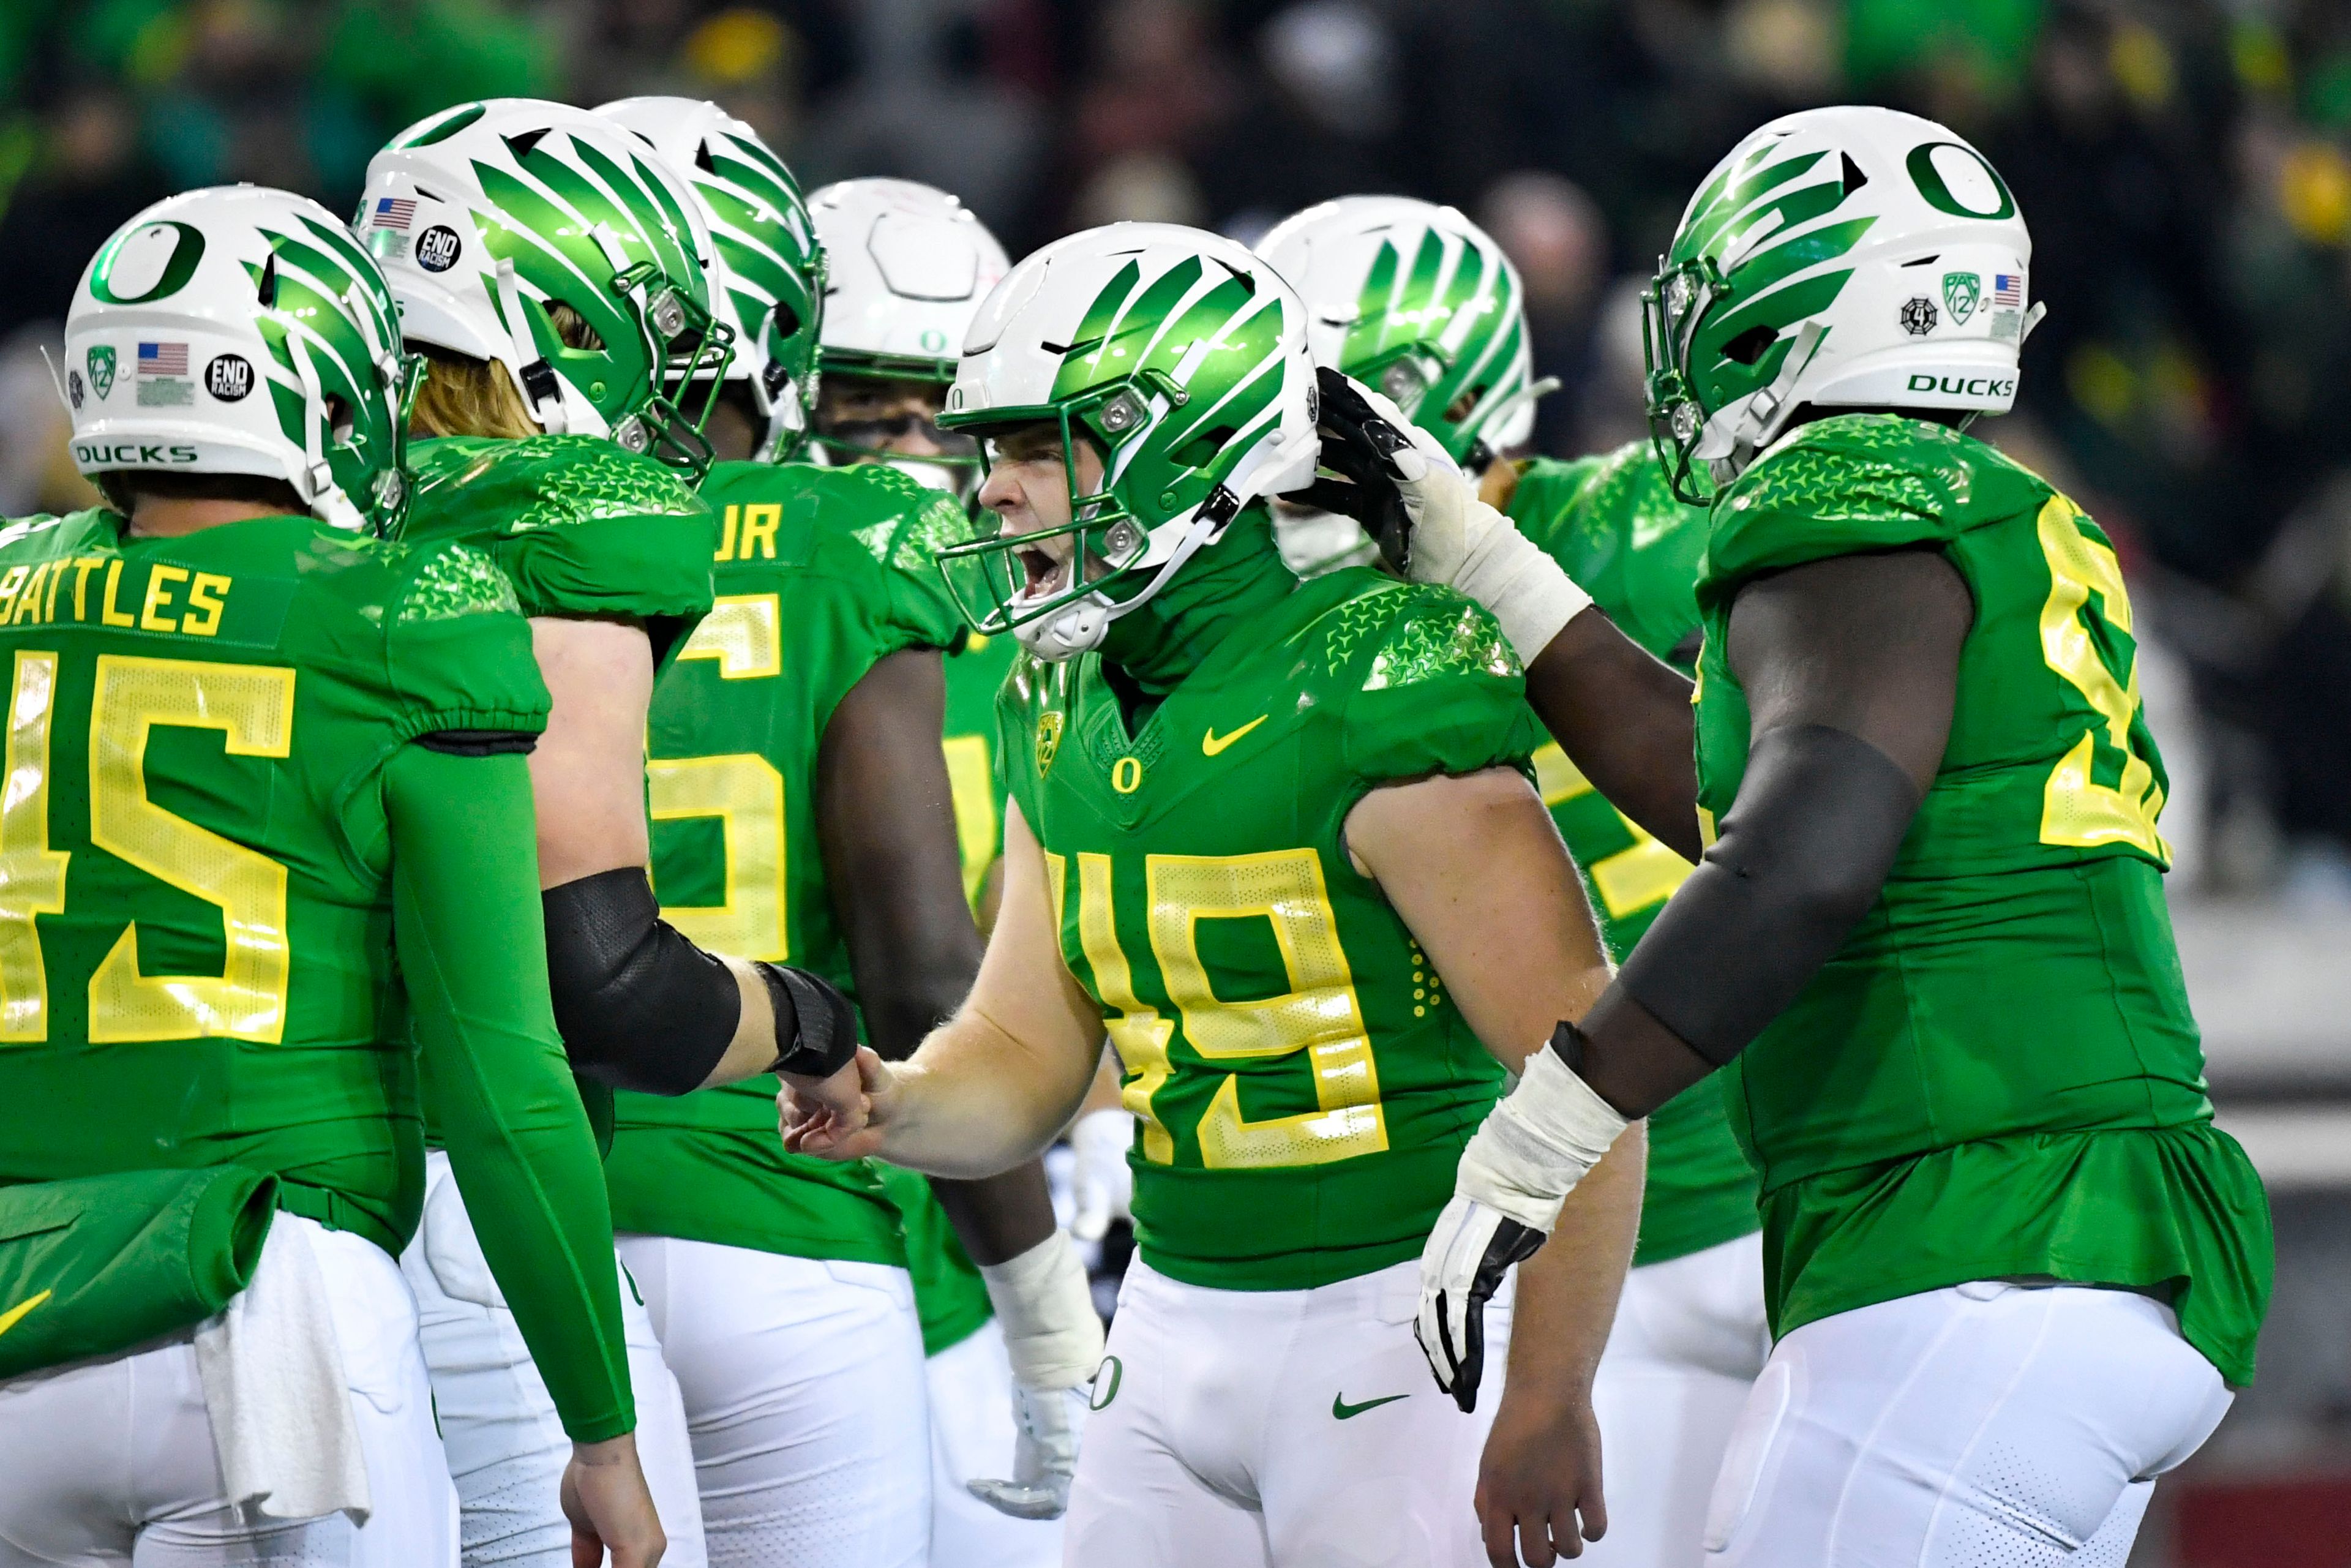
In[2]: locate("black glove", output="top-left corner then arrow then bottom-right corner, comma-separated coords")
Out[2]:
1300,367 -> 1420,574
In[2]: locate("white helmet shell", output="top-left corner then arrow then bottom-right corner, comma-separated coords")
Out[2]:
1258,194 -> 1543,467
811,178 -> 1010,383
65,185 -> 413,532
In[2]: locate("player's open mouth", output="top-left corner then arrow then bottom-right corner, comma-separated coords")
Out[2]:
1016,537 -> 1075,599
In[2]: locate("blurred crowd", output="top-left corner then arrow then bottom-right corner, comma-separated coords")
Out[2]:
4,0 -> 2351,895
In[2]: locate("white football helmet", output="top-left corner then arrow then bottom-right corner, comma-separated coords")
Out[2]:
358,99 -> 731,472
65,185 -> 416,531
1644,105 -> 2042,498
936,223 -> 1318,660
1258,195 -> 1548,470
599,96 -> 825,462
808,178 -> 1010,493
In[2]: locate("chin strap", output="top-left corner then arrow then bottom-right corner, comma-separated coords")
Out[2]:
493,257 -> 565,434
1696,320 -> 1826,482
284,328 -> 369,532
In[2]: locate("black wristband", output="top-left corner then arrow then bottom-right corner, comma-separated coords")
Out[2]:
758,962 -> 860,1079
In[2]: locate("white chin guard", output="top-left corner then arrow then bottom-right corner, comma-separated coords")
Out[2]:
1014,594 -> 1112,661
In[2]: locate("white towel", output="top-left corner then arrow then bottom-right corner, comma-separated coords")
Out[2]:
193,1217 -> 372,1525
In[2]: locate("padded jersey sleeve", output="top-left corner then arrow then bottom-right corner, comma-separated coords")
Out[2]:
1332,582 -> 1547,789
1700,414 -> 2049,608
380,541 -> 552,742
385,743 -> 634,1442
822,462 -> 973,659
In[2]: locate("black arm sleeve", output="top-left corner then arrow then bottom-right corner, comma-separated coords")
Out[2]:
1564,546 -> 1971,1118
1614,723 -> 1919,1063
542,867 -> 743,1096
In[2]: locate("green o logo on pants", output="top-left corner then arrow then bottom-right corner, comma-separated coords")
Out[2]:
1089,1355 -> 1122,1411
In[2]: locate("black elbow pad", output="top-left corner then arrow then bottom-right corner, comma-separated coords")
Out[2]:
1615,723 -> 1919,1065
542,868 -> 741,1096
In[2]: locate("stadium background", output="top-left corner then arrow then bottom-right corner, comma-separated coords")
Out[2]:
2,1 -> 2347,1561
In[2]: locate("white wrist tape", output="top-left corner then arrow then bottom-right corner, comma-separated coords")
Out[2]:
1457,1043 -> 1630,1232
1451,499 -> 1594,667
977,1232 -> 1104,1392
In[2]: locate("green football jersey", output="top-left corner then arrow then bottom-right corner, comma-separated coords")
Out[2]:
943,628 -> 1022,907
1000,563 -> 1546,1291
1695,414 -> 2271,1383
397,434 -> 718,660
1508,446 -> 1760,1268
0,507 -> 549,1257
605,460 -> 970,1268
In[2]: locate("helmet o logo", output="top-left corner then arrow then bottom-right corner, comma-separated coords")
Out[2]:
206,353 -> 253,402
90,222 -> 208,306
921,328 -> 947,351
1907,143 -> 2015,221
416,225 -> 463,274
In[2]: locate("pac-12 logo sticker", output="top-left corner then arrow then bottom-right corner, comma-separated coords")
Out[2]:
87,346 -> 116,399
416,225 -> 462,274
206,353 -> 253,402
1943,271 -> 1981,326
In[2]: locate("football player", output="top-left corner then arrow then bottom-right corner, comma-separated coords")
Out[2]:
783,222 -> 1647,1567
0,188 -> 657,1566
1269,197 -> 1772,1563
594,99 -> 1097,1568
1356,107 -> 2273,1566
358,100 -> 860,1567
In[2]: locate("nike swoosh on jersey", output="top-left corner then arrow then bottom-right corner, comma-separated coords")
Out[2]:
1202,715 -> 1269,756
1332,1390 -> 1409,1420
0,1289 -> 53,1340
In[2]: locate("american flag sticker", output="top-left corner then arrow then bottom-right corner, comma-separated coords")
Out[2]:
138,342 -> 189,377
1993,274 -> 2023,306
374,197 -> 417,231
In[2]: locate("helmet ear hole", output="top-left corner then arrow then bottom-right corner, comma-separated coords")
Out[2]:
1723,324 -> 1780,367
326,393 -> 357,445
771,301 -> 801,340
542,299 -> 604,352
1172,426 -> 1236,469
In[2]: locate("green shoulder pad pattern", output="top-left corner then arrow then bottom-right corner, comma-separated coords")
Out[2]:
402,435 -> 716,625
1305,574 -> 1542,789
1702,414 -> 2050,605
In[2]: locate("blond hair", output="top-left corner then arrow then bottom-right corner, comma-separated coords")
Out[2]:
408,304 -> 601,441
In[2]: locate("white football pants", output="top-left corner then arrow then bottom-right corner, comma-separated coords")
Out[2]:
402,1153 -> 705,1568
1062,1256 -> 1512,1568
0,1214 -> 457,1568
926,1317 -> 1064,1568
618,1234 -> 932,1568
1585,1231 -> 1772,1567
1703,1280 -> 2233,1567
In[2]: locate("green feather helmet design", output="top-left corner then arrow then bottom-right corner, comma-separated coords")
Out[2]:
67,185 -> 419,532
1258,195 -> 1550,471
1644,105 -> 2042,502
600,96 -> 825,462
359,98 -> 735,476
934,222 -> 1319,659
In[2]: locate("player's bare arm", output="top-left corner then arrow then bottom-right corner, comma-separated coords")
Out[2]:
528,614 -> 854,1098
1348,767 -> 1643,1564
783,800 -> 1108,1171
